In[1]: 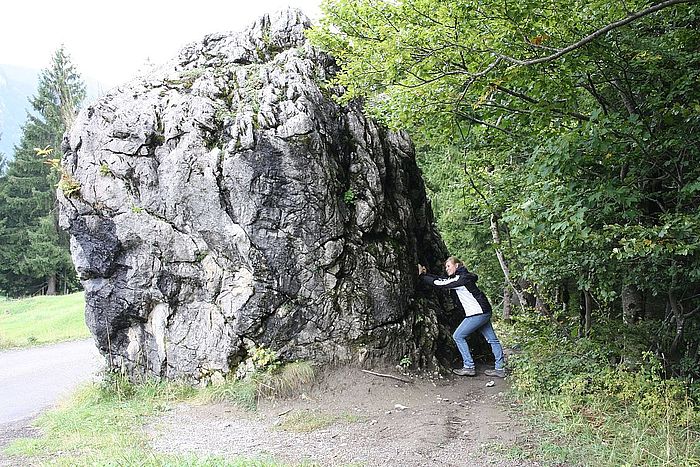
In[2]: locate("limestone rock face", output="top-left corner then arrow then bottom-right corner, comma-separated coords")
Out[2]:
59,9 -> 456,382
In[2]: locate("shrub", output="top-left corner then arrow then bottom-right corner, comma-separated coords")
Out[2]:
505,312 -> 700,466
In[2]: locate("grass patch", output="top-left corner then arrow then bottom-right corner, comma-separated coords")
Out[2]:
198,377 -> 258,409
257,361 -> 317,399
0,292 -> 89,349
5,363 -> 318,466
5,375 -> 197,466
198,361 -> 316,409
510,392 -> 699,467
276,410 -> 362,433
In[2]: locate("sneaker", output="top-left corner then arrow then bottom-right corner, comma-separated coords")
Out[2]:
484,368 -> 506,378
452,367 -> 476,376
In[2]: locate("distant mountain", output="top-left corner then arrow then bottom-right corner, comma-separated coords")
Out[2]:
0,65 -> 38,158
0,64 -> 104,161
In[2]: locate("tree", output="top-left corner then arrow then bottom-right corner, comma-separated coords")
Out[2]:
310,0 -> 700,374
0,46 -> 85,296
0,132 -> 7,175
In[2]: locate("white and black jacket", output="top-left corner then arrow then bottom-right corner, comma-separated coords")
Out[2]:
421,265 -> 492,317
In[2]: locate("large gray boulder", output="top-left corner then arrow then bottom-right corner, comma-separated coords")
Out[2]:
59,9 -> 457,383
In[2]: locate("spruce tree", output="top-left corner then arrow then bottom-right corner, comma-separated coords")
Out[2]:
0,46 -> 85,296
0,133 -> 6,174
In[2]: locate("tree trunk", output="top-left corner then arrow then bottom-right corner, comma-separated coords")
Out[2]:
622,284 -> 643,325
579,290 -> 592,337
489,214 -> 526,312
46,274 -> 57,295
519,278 -> 537,307
535,285 -> 551,316
502,285 -> 512,322
584,290 -> 592,337
668,292 -> 684,354
561,283 -> 570,314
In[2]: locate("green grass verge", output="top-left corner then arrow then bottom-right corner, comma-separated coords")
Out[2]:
498,314 -> 700,467
509,392 -> 700,467
0,292 -> 89,349
5,364 -> 318,466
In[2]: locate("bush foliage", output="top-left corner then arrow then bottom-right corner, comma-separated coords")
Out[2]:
505,312 -> 699,465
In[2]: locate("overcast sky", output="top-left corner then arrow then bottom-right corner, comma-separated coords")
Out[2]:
1,0 -> 322,88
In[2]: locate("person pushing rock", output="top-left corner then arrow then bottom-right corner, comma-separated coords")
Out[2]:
418,256 -> 505,377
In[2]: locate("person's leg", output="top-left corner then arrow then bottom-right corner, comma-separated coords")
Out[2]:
479,319 -> 505,370
453,314 -> 491,369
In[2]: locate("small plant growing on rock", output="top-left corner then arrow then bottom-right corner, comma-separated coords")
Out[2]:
99,163 -> 112,176
251,346 -> 280,372
194,251 -> 208,262
58,172 -> 81,197
343,189 -> 356,205
37,145 -> 82,197
181,67 -> 204,82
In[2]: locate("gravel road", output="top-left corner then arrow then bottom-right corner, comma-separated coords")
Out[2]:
0,339 -> 103,424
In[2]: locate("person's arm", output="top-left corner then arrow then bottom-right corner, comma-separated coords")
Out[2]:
420,272 -> 469,289
418,264 -> 475,290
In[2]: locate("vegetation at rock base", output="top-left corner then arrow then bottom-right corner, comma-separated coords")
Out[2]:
310,0 -> 700,464
0,46 -> 85,297
0,291 -> 88,349
198,360 -> 315,410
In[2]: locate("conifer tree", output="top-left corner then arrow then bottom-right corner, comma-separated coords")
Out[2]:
0,133 -> 6,174
0,46 -> 85,296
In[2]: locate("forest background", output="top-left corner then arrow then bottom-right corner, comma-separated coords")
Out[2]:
0,0 -> 698,464
309,0 -> 699,464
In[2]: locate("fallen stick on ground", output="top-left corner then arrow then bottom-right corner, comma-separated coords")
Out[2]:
361,369 -> 412,383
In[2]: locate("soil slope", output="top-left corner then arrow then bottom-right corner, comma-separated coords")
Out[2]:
148,365 -> 543,466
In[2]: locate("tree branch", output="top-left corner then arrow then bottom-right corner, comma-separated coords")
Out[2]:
683,306 -> 700,319
495,85 -> 590,121
456,111 -> 515,136
398,69 -> 471,88
405,0 -> 448,27
497,0 -> 693,66
361,369 -> 412,383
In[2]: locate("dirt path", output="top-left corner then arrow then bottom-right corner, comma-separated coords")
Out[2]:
148,365 -> 542,466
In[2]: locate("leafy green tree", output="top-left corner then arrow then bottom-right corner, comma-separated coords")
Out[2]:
311,0 -> 700,373
0,46 -> 85,296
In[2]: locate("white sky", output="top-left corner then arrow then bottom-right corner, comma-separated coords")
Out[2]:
0,0 -> 322,88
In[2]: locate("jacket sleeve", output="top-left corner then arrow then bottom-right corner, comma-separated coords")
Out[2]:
420,272 -> 475,290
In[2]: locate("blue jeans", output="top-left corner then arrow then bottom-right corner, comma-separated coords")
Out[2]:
453,313 -> 504,370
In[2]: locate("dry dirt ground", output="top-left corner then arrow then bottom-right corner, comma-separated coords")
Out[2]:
148,365 -> 545,466
0,419 -> 41,467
